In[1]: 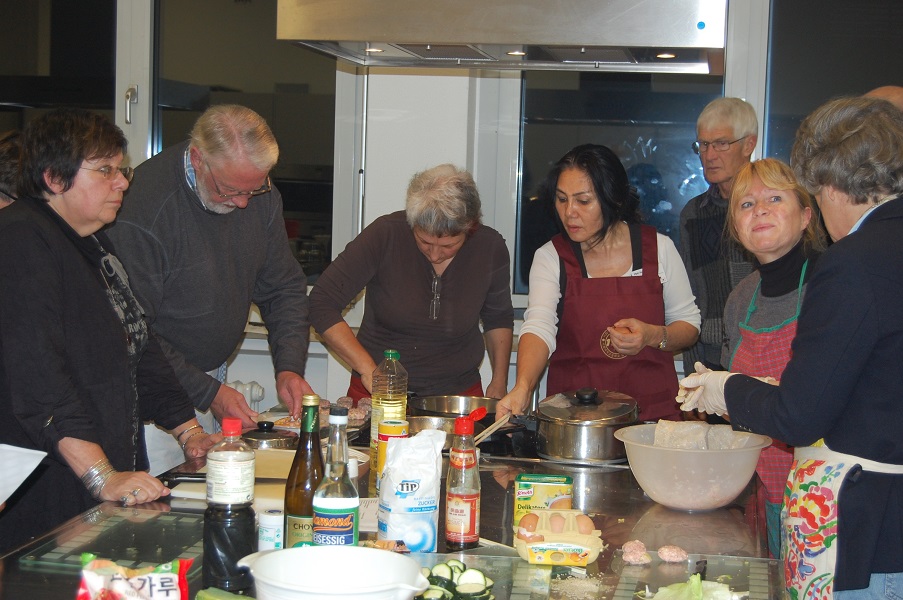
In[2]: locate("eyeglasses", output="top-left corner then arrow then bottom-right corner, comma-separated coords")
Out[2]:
80,165 -> 134,182
429,273 -> 441,320
692,136 -> 747,155
205,162 -> 271,199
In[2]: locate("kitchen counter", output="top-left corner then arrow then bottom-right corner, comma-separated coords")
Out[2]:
0,451 -> 779,599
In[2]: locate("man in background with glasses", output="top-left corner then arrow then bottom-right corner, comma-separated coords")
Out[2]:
678,98 -> 757,388
107,104 -> 314,474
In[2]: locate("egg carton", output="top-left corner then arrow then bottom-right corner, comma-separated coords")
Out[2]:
513,509 -> 604,567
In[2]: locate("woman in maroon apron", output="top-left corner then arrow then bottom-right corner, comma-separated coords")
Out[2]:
497,144 -> 701,423
720,159 -> 825,560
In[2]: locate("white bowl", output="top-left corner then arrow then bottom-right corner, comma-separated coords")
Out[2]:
614,423 -> 771,511
238,546 -> 429,600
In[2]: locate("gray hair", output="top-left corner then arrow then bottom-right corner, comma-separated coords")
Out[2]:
189,104 -> 278,171
405,164 -> 482,236
697,97 -> 759,139
791,96 -> 903,205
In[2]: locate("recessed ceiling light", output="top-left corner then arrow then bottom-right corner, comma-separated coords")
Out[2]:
364,46 -> 384,53
507,50 -> 526,56
656,52 -> 676,59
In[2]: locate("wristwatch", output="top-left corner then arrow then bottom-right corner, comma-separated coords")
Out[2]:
658,326 -> 668,350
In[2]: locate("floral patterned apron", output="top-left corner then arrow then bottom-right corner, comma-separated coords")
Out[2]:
783,446 -> 903,599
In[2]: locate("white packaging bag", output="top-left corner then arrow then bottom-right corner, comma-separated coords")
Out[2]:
377,429 -> 446,552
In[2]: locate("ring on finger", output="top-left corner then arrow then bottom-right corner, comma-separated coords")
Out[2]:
120,495 -> 131,506
131,488 -> 141,497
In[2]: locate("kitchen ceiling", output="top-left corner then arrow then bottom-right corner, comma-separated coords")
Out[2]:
277,0 -> 726,73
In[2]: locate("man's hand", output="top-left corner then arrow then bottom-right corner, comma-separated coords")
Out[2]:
277,371 -> 315,418
210,384 -> 259,428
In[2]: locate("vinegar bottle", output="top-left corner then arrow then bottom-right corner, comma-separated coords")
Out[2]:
369,349 -> 407,473
284,394 -> 325,548
312,406 -> 359,546
445,416 -> 480,550
203,417 -> 256,592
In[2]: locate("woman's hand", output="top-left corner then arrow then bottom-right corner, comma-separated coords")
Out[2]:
182,431 -> 223,460
496,385 -> 530,421
100,471 -> 170,506
607,318 -> 653,355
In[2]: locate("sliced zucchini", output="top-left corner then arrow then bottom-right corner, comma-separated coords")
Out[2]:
454,583 -> 490,599
428,575 -> 455,591
421,567 -> 432,579
431,562 -> 455,581
446,558 -> 466,572
484,576 -> 494,588
421,589 -> 449,600
427,585 -> 454,599
456,568 -> 487,587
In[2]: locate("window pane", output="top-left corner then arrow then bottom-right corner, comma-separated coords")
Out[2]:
517,72 -> 722,293
765,0 -> 903,160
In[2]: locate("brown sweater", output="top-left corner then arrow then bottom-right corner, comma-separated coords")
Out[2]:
310,211 -> 513,395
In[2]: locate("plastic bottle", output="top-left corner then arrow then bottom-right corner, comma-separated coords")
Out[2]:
203,417 -> 256,592
369,349 -> 408,473
312,406 -> 359,546
445,416 -> 480,550
284,394 -> 325,548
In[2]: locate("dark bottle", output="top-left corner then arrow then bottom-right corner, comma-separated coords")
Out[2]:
203,417 -> 256,592
445,416 -> 480,550
284,394 -> 325,548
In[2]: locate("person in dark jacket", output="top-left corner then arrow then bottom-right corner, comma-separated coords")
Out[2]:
0,108 -> 218,553
679,96 -> 903,598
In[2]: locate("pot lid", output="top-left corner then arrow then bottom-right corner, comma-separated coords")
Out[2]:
242,421 -> 299,449
537,387 -> 638,425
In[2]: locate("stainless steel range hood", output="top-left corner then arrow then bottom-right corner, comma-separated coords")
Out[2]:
277,0 -> 726,72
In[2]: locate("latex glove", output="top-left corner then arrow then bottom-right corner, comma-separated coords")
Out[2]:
677,370 -> 735,415
675,362 -> 713,411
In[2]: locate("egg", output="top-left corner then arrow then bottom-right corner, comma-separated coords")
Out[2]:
518,512 -> 539,532
549,512 -> 566,533
575,514 -> 595,535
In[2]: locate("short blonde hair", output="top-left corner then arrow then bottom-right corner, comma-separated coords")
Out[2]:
727,158 -> 826,254
697,97 -> 759,139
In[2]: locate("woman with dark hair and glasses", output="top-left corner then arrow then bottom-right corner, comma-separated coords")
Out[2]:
310,164 -> 513,401
497,144 -> 700,423
0,108 -> 218,553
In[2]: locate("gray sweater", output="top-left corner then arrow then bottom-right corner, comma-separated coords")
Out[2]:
106,142 -> 310,410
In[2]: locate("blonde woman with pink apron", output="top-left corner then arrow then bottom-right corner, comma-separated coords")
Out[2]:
679,98 -> 903,599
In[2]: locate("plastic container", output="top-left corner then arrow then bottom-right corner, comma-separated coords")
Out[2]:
204,417 -> 256,592
369,350 -> 408,472
513,509 -> 604,567
445,416 -> 480,550
238,546 -> 429,600
614,423 -> 771,511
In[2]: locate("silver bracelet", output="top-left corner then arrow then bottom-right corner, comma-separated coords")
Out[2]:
180,431 -> 205,451
80,458 -> 117,500
176,424 -> 202,442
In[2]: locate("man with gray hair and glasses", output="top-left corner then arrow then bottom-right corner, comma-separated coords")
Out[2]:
108,104 -> 314,474
678,98 -> 757,388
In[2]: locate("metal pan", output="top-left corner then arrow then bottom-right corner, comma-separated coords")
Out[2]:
406,416 -> 486,451
408,395 -> 498,426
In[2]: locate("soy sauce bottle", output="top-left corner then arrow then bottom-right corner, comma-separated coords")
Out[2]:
445,416 -> 480,550
203,417 -> 256,592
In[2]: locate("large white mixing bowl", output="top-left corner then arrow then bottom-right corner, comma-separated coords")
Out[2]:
238,546 -> 429,600
614,423 -> 771,511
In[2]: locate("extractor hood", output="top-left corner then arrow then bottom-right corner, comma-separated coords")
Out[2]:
277,0 -> 726,73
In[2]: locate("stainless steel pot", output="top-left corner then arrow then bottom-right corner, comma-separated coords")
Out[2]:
242,421 -> 299,450
535,387 -> 638,464
408,395 -> 498,427
406,416 -> 486,451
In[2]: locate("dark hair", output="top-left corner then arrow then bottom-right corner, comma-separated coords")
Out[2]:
18,108 -> 127,200
0,130 -> 21,199
546,143 -> 641,246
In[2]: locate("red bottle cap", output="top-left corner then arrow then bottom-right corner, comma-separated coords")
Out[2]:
454,416 -> 474,435
221,417 -> 242,437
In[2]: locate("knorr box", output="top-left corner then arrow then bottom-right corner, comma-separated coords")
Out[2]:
514,473 -> 573,524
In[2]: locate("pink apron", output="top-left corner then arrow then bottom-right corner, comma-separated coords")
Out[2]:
728,262 -> 807,506
547,225 -> 679,422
